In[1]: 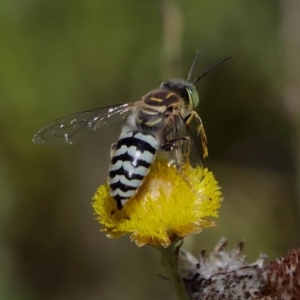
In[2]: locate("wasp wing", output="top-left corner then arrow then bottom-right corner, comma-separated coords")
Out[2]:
160,115 -> 207,199
32,102 -> 137,145
161,114 -> 203,170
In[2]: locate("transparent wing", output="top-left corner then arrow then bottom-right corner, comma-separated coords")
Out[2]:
161,115 -> 207,200
161,114 -> 203,170
32,102 -> 137,145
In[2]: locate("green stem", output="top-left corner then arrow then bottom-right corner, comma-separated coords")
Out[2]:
157,238 -> 190,300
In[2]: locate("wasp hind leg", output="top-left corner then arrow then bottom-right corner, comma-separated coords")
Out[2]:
110,143 -> 117,158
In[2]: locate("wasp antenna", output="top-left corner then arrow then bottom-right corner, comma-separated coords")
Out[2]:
187,50 -> 200,82
193,56 -> 233,84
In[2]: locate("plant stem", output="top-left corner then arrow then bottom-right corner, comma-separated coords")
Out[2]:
157,238 -> 190,300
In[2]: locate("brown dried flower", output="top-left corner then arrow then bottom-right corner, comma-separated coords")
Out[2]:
265,249 -> 300,299
179,238 -> 300,300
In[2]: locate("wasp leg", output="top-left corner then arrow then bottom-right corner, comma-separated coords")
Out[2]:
161,136 -> 191,172
163,136 -> 205,199
161,137 -> 203,196
110,143 -> 117,158
160,137 -> 189,151
185,111 -> 208,158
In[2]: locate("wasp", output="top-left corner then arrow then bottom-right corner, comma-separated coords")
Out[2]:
33,54 -> 231,209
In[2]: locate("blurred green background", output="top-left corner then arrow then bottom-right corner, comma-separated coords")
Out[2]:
1,0 -> 300,299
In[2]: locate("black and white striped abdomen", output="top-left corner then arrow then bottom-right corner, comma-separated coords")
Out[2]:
108,130 -> 159,210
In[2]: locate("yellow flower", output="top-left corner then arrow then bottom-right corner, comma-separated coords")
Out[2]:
92,159 -> 222,247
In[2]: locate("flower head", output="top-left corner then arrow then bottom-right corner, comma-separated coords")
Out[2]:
180,239 -> 300,300
179,239 -> 268,300
92,159 -> 222,247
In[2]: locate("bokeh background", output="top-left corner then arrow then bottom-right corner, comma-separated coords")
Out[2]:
1,0 -> 300,299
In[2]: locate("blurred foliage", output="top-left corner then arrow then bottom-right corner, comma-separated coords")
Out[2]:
0,0 -> 299,299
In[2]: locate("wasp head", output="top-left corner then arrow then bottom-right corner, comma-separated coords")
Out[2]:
160,79 -> 199,113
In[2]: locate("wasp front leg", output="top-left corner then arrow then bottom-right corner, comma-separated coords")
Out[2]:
185,111 -> 208,158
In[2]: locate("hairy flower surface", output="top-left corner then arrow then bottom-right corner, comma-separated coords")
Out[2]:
180,239 -> 268,300
92,159 -> 222,247
179,239 -> 300,300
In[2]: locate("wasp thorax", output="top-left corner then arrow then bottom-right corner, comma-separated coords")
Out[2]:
134,89 -> 182,133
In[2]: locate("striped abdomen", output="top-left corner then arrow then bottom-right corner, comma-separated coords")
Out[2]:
108,130 -> 159,210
